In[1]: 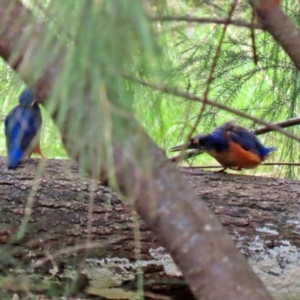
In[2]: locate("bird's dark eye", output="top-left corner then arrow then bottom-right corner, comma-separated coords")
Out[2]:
190,138 -> 198,145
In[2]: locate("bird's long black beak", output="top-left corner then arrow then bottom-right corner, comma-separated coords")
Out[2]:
169,137 -> 199,152
169,143 -> 190,152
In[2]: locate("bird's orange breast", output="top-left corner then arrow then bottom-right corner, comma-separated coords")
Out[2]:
207,141 -> 262,169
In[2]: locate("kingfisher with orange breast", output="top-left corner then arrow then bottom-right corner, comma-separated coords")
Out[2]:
170,122 -> 277,172
5,88 -> 44,169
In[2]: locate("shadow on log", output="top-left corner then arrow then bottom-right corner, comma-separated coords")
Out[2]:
0,157 -> 299,299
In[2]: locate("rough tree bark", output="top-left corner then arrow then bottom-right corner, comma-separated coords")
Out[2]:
0,156 -> 299,300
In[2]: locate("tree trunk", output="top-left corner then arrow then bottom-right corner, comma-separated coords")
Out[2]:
0,157 -> 298,299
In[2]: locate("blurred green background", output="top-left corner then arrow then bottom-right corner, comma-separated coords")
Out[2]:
1,0 -> 299,179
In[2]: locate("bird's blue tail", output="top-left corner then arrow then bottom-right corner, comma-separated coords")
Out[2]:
261,146 -> 277,160
267,147 -> 277,153
7,141 -> 24,168
7,128 -> 24,169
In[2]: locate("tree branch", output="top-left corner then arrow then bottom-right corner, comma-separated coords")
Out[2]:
254,117 -> 300,135
0,157 -> 299,299
248,0 -> 300,70
150,15 -> 263,30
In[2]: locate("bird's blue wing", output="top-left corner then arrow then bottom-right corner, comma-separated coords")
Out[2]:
228,126 -> 259,151
5,106 -> 41,168
19,105 -> 42,151
211,122 -> 276,159
228,125 -> 277,159
6,130 -> 24,168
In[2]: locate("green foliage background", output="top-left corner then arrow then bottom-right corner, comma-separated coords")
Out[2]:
0,0 -> 299,179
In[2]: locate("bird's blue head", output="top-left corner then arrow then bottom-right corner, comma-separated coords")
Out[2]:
19,88 -> 35,107
169,133 -> 228,153
191,134 -> 228,152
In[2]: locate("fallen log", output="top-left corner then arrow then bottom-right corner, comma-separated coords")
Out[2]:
0,157 -> 299,300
